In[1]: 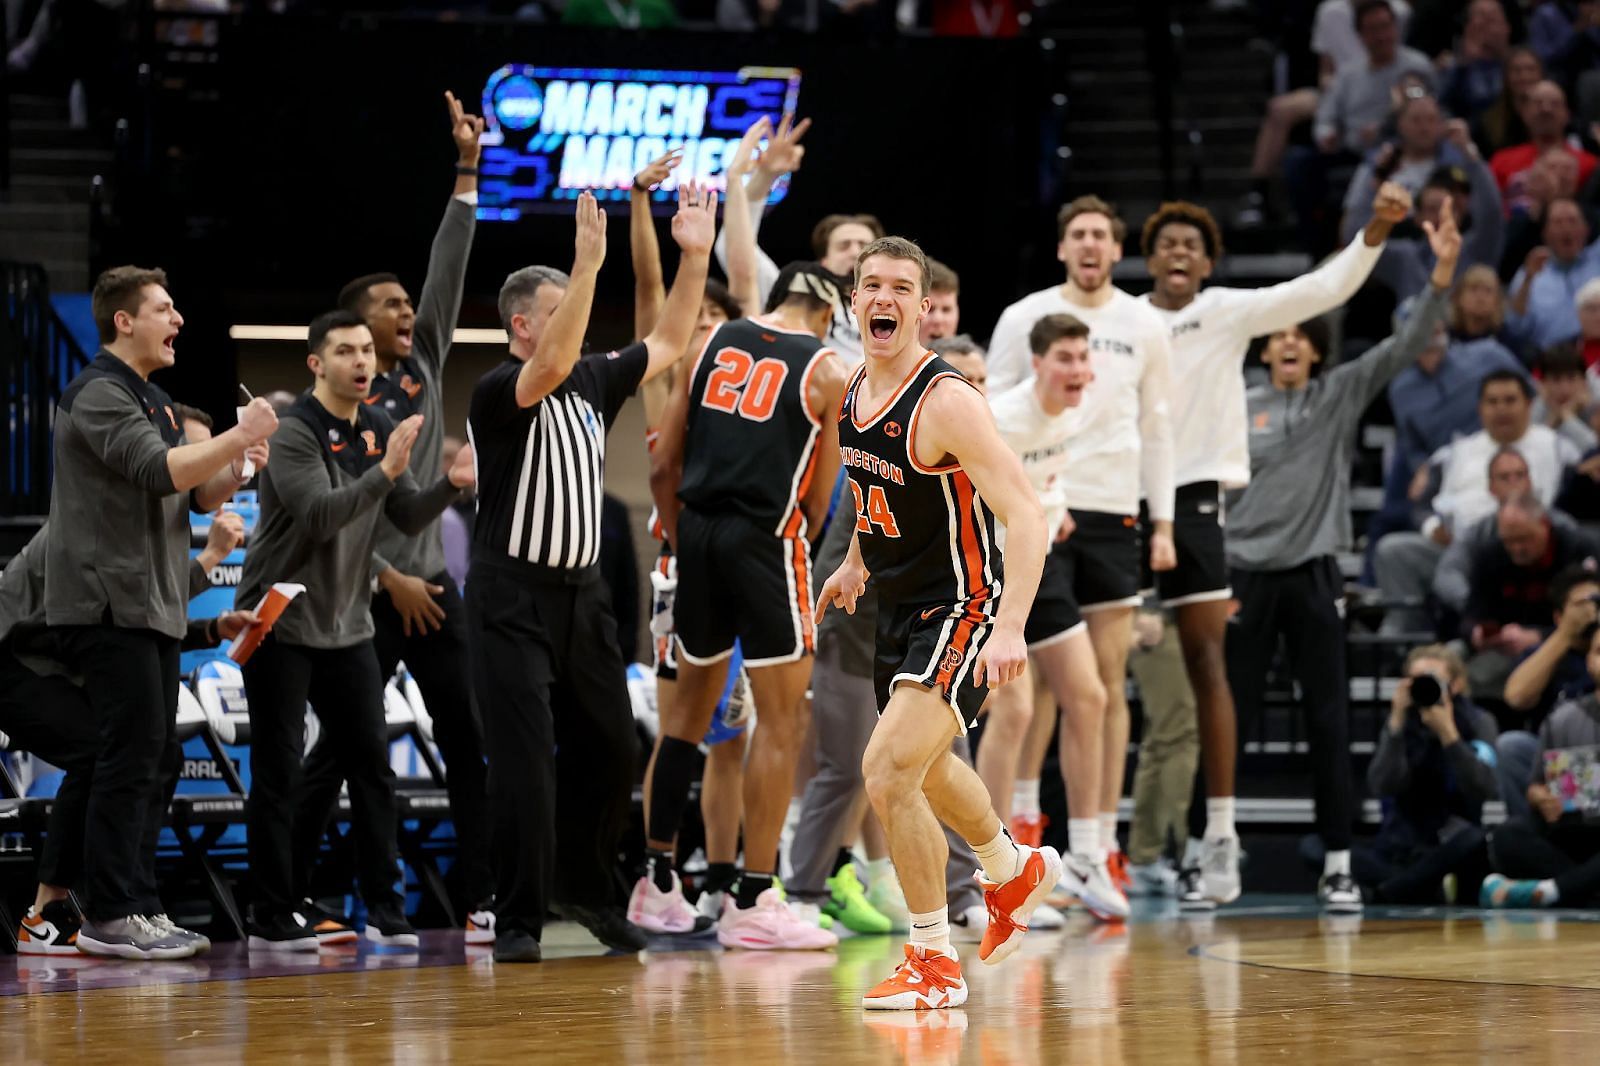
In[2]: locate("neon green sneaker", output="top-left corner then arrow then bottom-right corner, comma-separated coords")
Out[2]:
823,865 -> 893,935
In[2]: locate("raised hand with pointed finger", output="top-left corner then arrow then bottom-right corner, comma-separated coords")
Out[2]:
446,90 -> 485,166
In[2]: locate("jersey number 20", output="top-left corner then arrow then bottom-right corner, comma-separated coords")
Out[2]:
703,348 -> 788,422
850,478 -> 902,538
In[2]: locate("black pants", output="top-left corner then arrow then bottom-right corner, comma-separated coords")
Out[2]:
465,553 -> 637,939
242,636 -> 402,919
45,626 -> 180,922
1490,820 -> 1600,904
1189,557 -> 1355,851
1,648 -> 94,889
293,574 -> 493,908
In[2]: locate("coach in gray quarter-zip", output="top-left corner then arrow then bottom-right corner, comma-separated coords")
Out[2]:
1221,197 -> 1461,915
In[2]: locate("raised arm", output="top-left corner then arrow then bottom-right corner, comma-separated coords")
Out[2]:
714,112 -> 806,300
641,182 -> 716,383
516,192 -> 606,408
167,397 -> 278,494
1242,182 -> 1403,338
410,91 -> 484,375
630,149 -> 680,340
724,117 -> 770,317
384,439 -> 475,535
924,376 -> 1047,687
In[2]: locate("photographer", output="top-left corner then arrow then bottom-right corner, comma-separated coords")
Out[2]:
1499,564 -> 1600,818
1482,624 -> 1600,908
1361,645 -> 1500,903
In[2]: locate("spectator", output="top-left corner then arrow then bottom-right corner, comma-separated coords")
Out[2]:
1439,0 -> 1514,123
1237,0 -> 1417,227
1533,342 -> 1600,448
562,0 -> 677,26
1498,564 -> 1600,821
1341,96 -> 1453,214
1553,416 -> 1600,517
1373,278 -> 1525,553
1481,625 -> 1600,908
1500,146 -> 1582,281
1529,1 -> 1590,68
1377,444 -> 1538,633
1473,46 -> 1544,158
1506,197 -> 1600,350
1360,645 -> 1500,904
920,257 -> 960,345
1314,1 -> 1436,158
1455,493 -> 1599,698
1532,1 -> 1600,119
1488,80 -> 1599,214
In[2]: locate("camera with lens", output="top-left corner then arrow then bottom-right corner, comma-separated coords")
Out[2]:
1407,672 -> 1449,718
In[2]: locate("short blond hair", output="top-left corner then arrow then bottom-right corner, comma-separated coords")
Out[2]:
854,236 -> 931,296
1405,643 -> 1467,687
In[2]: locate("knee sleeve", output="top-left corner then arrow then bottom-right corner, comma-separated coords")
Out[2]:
648,735 -> 702,845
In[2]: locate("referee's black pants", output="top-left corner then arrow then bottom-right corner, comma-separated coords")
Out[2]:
50,624 -> 180,922
466,553 -> 637,939
243,635 -> 404,920
293,573 -> 493,909
1187,557 -> 1355,851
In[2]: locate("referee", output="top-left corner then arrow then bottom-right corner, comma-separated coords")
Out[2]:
467,185 -> 716,963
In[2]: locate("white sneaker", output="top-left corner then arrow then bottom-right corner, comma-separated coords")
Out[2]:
865,869 -> 911,933
949,903 -> 988,943
466,908 -> 496,945
628,871 -> 703,935
1028,902 -> 1066,929
1201,836 -> 1242,905
696,887 -> 726,923
1318,873 -> 1364,914
1060,854 -> 1130,921
1126,860 -> 1178,897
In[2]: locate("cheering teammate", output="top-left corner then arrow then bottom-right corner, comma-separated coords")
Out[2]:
820,236 -> 1056,1010
1139,181 -> 1406,906
988,196 -> 1175,880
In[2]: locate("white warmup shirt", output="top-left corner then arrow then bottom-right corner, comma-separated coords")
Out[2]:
1144,233 -> 1385,489
988,378 -> 1083,545
987,285 -> 1175,521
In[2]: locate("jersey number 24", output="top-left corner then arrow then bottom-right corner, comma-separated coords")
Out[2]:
850,478 -> 901,538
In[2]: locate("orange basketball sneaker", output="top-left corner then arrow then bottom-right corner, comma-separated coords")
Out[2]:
978,845 -> 1063,965
861,944 -> 968,1010
1008,813 -> 1047,849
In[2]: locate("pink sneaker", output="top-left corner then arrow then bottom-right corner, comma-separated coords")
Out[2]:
628,872 -> 702,935
716,888 -> 839,950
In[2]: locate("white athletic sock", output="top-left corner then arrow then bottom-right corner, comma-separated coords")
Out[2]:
864,857 -> 892,885
1067,818 -> 1101,862
1205,797 -> 1237,841
1323,849 -> 1351,877
1536,879 -> 1561,906
972,826 -> 1025,884
1183,837 -> 1205,868
1013,779 -> 1041,819
1099,812 -> 1119,854
909,907 -> 952,954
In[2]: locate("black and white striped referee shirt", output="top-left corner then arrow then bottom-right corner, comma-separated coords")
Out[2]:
468,341 -> 648,569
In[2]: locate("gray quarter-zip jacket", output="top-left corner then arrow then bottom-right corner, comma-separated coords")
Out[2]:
1226,284 -> 1449,572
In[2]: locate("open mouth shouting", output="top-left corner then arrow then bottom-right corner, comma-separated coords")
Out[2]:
394,323 -> 414,353
869,314 -> 897,343
161,330 -> 179,358
352,372 -> 371,395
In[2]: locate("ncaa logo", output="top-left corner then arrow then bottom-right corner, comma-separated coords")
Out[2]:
493,74 -> 544,131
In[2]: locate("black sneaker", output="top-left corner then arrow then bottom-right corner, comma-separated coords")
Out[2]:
247,912 -> 319,953
493,928 -> 542,963
364,905 -> 420,949
1177,867 -> 1216,912
301,899 -> 359,946
1318,872 -> 1364,914
553,903 -> 648,952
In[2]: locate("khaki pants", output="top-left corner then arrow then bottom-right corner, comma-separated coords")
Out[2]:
1126,622 -> 1200,866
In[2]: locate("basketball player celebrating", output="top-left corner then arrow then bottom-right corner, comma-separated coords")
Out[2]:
819,237 -> 1057,1010
644,261 -> 851,948
1139,182 -> 1408,907
988,196 -> 1175,881
982,313 -> 1127,921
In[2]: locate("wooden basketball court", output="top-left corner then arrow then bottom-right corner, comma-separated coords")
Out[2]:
4,899 -> 1596,1063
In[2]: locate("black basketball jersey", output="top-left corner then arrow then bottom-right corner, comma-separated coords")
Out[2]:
679,317 -> 834,537
837,351 -> 1004,609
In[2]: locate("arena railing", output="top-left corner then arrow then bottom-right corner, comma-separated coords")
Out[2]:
1,261 -> 92,517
